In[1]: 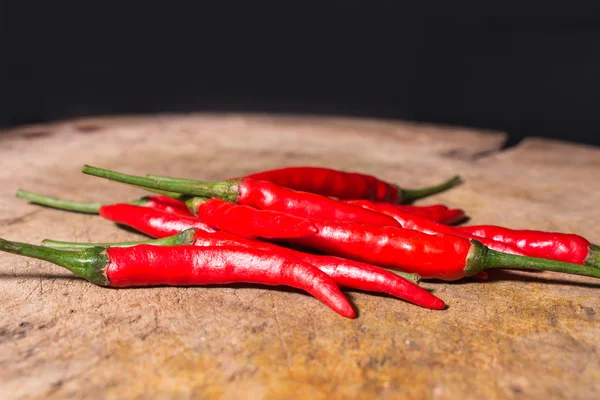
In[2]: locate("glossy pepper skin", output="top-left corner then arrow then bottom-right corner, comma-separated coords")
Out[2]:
240,166 -> 461,203
457,225 -> 600,267
138,195 -> 193,217
43,229 -> 444,310
81,166 -> 401,228
345,200 -> 466,225
196,198 -> 318,239
0,239 -> 355,318
99,203 -> 215,237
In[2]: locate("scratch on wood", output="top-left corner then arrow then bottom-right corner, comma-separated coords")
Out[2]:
271,292 -> 292,370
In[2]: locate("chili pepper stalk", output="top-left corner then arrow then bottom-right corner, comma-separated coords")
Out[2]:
16,189 -> 192,216
0,238 -> 356,318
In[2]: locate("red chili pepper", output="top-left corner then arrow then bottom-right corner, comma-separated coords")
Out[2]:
16,190 -> 192,217
82,166 -> 402,227
288,219 -> 600,281
236,166 -> 461,203
457,225 -> 600,267
345,200 -> 466,225
42,228 -> 445,310
195,198 -> 318,239
0,238 -> 355,318
99,203 -> 215,237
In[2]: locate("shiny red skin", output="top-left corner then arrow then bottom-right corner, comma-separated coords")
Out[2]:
243,166 -> 400,202
345,200 -> 466,225
237,179 -> 401,227
99,204 -> 215,237
457,225 -> 592,264
196,198 -> 318,239
105,244 -> 355,318
143,195 -> 193,217
342,202 -> 525,256
291,220 -> 474,281
187,230 -> 445,310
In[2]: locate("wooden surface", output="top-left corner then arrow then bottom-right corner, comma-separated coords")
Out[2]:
1,114 -> 599,399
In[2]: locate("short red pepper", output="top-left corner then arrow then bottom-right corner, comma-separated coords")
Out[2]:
457,225 -> 600,267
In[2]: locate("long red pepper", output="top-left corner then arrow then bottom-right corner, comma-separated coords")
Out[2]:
42,229 -> 445,310
457,225 -> 600,267
345,200 -> 466,225
195,198 -> 318,239
0,239 -> 355,318
287,220 -> 600,281
16,190 -> 193,217
236,166 -> 461,203
82,166 -> 402,228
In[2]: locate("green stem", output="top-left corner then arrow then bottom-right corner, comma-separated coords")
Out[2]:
41,229 -> 198,250
399,176 -> 462,203
0,238 -> 109,285
466,240 -> 600,279
82,165 -> 239,202
585,244 -> 600,268
16,189 -> 104,214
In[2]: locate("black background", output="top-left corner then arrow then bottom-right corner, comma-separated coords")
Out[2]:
2,1 -> 599,146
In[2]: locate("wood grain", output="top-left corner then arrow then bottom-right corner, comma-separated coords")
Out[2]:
1,114 -> 598,400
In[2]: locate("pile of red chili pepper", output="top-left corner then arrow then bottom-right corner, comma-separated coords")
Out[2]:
2,165 -> 599,318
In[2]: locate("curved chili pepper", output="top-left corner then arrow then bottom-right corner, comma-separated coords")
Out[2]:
234,166 -> 461,203
195,198 -> 318,239
99,203 -> 215,237
288,219 -> 600,281
82,166 -> 402,227
42,228 -> 445,310
457,225 -> 600,267
344,200 -> 466,225
0,238 -> 355,318
16,189 -> 192,217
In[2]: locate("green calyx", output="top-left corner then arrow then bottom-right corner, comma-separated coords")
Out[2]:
465,240 -> 600,279
82,165 -> 240,203
0,238 -> 109,285
399,176 -> 462,204
585,244 -> 600,268
41,228 -> 199,251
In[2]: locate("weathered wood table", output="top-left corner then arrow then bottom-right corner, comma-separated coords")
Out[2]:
1,114 -> 599,399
